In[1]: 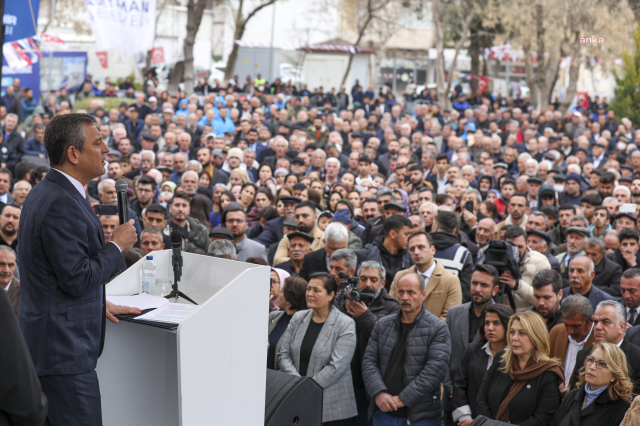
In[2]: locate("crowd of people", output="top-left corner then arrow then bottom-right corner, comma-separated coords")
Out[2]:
6,72 -> 640,426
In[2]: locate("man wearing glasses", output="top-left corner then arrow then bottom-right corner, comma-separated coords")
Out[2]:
337,258 -> 400,426
222,203 -> 267,262
569,300 -> 640,395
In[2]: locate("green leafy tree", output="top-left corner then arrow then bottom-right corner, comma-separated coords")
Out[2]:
611,26 -> 640,126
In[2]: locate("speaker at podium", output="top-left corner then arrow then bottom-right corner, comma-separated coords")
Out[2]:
98,250 -> 271,425
265,369 -> 323,426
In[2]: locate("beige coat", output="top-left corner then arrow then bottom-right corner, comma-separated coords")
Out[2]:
273,226 -> 324,265
509,247 -> 551,311
389,260 -> 462,321
496,213 -> 529,234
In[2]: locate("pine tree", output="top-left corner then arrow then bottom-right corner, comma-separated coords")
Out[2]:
612,26 -> 640,126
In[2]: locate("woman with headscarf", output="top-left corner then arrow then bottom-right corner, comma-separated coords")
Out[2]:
474,311 -> 564,426
270,268 -> 290,312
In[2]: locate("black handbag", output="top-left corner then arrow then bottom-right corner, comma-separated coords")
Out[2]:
470,415 -> 513,426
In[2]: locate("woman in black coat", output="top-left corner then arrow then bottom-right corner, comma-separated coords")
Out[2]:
452,304 -> 513,426
552,342 -> 632,426
474,311 -> 564,426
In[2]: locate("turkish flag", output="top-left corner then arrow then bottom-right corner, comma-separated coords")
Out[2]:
478,76 -> 489,94
576,92 -> 590,109
151,47 -> 165,65
96,51 -> 108,69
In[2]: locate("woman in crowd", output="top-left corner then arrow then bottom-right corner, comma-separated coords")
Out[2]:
257,164 -> 274,186
270,268 -> 290,312
228,169 -> 249,191
275,168 -> 288,188
475,311 -> 564,426
279,273 -> 357,426
452,304 -> 514,426
285,173 -> 299,187
479,201 -> 500,222
552,342 -> 632,426
348,190 -> 361,209
209,185 -> 229,228
341,172 -> 356,190
198,171 -> 211,189
238,182 -> 257,212
247,187 -> 274,228
327,191 -> 342,213
189,194 -> 212,229
267,276 -> 308,370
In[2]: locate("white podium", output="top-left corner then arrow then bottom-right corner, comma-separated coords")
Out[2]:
97,250 -> 270,426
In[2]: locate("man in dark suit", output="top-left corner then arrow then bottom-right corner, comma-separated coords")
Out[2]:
588,237 -> 622,298
253,196 -> 300,247
298,222 -> 369,282
569,300 -> 640,394
0,288 -> 48,423
562,256 -> 614,311
1,113 -> 25,173
0,245 -> 19,317
18,113 -> 139,425
621,268 -> 640,328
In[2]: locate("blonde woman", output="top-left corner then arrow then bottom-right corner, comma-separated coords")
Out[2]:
474,311 -> 564,425
552,342 -> 632,426
227,169 -> 249,191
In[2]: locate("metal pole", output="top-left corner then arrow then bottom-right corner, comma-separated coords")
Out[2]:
392,51 -> 397,94
48,0 -> 56,92
0,0 -> 5,89
267,2 -> 276,84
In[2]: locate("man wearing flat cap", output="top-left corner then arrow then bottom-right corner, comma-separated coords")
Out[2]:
556,226 -> 589,286
273,201 -> 324,265
558,173 -> 582,206
273,231 -> 314,276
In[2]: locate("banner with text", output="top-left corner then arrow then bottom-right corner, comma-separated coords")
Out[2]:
84,0 -> 156,57
4,0 -> 41,43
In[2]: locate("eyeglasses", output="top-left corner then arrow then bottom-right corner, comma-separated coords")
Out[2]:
585,356 -> 611,370
226,218 -> 245,224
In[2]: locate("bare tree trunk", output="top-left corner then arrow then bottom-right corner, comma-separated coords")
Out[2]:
433,0 -> 448,109
223,0 -> 277,83
470,47 -> 479,96
183,0 -> 208,95
169,61 -> 185,92
559,42 -> 581,114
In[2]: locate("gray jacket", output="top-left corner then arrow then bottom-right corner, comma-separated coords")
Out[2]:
268,311 -> 288,371
442,301 -> 490,412
362,307 -> 451,422
278,306 -> 358,422
185,216 -> 209,251
235,236 -> 267,262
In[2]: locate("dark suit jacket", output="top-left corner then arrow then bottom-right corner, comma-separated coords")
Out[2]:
562,285 -> 615,311
570,338 -> 640,394
298,248 -> 369,282
451,341 -> 491,420
551,386 -> 629,426
0,289 -> 47,425
17,169 -> 126,376
475,351 -> 563,426
627,324 -> 640,346
6,277 -> 19,318
0,130 -> 25,173
592,256 -> 622,298
253,216 -> 286,247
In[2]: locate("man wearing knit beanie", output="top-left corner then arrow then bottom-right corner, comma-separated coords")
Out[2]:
559,173 -> 582,206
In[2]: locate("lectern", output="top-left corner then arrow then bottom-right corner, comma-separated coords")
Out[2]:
97,250 -> 270,426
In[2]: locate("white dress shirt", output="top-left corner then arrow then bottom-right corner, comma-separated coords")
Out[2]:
53,168 -> 122,252
3,279 -> 11,293
418,262 -> 437,286
564,323 -> 594,386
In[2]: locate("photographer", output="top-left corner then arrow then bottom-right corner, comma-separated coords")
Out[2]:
337,259 -> 400,426
499,225 -> 551,311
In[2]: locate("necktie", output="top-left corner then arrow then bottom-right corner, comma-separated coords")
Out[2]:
629,310 -> 637,325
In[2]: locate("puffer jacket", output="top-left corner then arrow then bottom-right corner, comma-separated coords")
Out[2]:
513,247 -> 551,311
362,307 -> 451,423
358,235 -> 412,290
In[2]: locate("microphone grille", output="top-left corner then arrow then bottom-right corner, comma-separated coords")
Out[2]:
115,179 -> 129,192
171,230 -> 183,245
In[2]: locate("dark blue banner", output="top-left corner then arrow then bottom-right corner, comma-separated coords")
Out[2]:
4,0 -> 41,43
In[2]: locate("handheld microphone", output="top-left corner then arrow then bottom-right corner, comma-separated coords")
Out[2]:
115,179 -> 129,225
171,230 -> 183,284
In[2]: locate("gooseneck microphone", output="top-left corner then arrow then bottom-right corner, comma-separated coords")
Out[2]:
115,179 -> 129,225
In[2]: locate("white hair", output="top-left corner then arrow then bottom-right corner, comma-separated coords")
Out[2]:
614,185 -> 631,198
179,132 -> 192,142
275,138 -> 289,148
419,202 -> 437,212
313,148 -> 327,159
596,300 -> 626,326
181,170 -> 199,184
326,157 -> 340,167
140,149 -> 156,163
518,153 -> 532,161
97,178 -> 115,195
461,164 -> 474,173
324,222 -> 348,243
187,159 -> 203,172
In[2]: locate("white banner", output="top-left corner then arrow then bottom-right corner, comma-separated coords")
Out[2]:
84,0 -> 156,57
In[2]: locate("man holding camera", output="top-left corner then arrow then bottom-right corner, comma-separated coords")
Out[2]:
336,255 -> 400,426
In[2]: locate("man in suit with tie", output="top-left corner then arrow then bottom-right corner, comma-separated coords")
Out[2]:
442,264 -> 500,426
621,268 -> 640,328
18,113 -> 139,425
